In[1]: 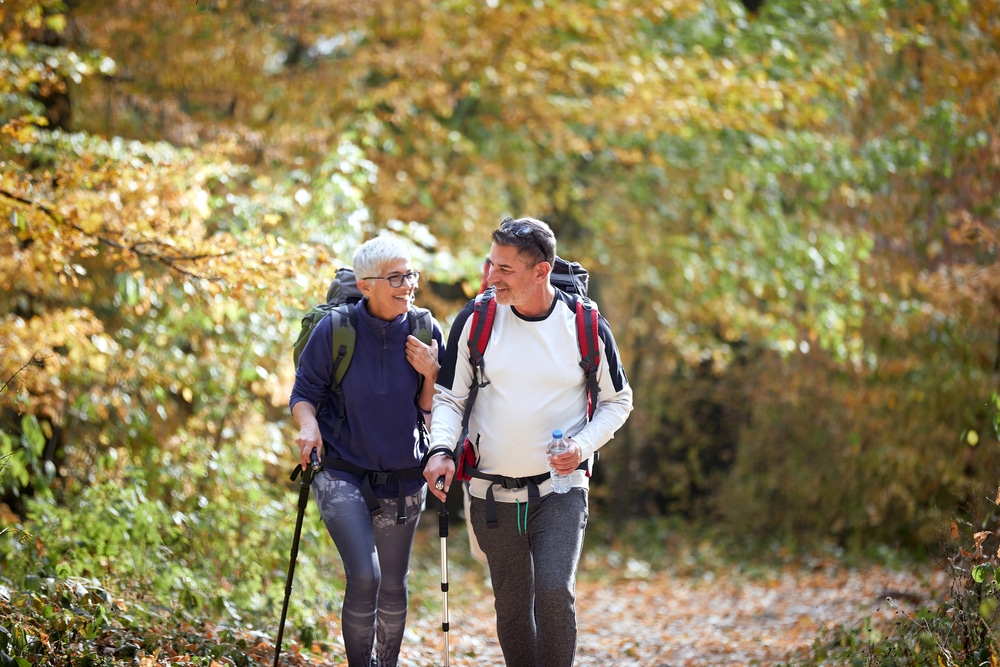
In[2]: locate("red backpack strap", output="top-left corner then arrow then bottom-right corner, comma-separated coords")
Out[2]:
479,257 -> 491,294
574,296 -> 601,420
462,287 -> 497,431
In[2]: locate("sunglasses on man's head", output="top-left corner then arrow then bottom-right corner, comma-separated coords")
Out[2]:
501,219 -> 549,263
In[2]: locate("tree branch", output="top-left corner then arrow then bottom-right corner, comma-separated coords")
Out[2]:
1,353 -> 41,395
1,187 -> 234,279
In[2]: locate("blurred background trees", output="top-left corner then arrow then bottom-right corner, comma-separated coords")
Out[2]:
2,0 -> 999,622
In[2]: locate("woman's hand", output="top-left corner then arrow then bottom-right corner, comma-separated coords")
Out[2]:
296,422 -> 322,470
291,402 -> 322,470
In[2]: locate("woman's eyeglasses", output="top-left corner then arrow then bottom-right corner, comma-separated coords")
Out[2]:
363,271 -> 421,288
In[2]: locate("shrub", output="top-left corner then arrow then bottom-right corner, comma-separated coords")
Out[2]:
792,493 -> 1000,666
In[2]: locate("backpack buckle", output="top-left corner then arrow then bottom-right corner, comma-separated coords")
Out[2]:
499,476 -> 527,490
369,472 -> 394,486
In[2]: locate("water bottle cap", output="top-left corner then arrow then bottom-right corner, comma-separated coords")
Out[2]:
552,430 -> 563,438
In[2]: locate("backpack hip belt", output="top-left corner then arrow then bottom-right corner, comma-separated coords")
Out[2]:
461,457 -> 589,530
320,459 -> 425,524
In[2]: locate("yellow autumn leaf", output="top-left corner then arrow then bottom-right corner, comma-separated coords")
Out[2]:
78,213 -> 104,235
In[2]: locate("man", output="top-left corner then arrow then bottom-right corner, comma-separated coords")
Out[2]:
423,216 -> 634,667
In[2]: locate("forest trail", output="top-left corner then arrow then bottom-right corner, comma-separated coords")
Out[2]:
288,543 -> 948,667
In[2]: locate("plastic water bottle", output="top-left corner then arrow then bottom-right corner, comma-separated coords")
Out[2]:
547,430 -> 572,494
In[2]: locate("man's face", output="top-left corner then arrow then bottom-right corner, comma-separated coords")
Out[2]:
486,243 -> 541,307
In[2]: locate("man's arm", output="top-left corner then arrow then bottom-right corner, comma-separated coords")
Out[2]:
424,302 -> 475,501
569,313 -> 634,461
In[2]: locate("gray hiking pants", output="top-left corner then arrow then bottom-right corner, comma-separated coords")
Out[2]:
312,473 -> 425,667
470,487 -> 589,667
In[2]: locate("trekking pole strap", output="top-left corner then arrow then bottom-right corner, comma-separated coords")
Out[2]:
424,445 -> 456,463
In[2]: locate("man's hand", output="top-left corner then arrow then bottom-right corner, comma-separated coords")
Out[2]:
424,453 -> 455,503
406,335 -> 440,380
548,438 -> 582,476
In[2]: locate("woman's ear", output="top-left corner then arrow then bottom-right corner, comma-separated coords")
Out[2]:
356,277 -> 372,297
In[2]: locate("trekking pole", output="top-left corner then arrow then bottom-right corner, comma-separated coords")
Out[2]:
436,476 -> 450,666
273,449 -> 319,667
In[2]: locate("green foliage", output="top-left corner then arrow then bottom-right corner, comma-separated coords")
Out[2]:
0,435 -> 344,654
1,2 -> 1000,663
0,577 -> 293,666
0,415 -> 55,501
2,0 -> 993,552
711,339 -> 998,552
791,499 -> 1000,667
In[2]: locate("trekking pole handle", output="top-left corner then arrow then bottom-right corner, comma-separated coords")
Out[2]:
303,448 -> 320,484
437,476 -> 448,538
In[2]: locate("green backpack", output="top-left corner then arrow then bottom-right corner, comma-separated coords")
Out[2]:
293,267 -> 433,436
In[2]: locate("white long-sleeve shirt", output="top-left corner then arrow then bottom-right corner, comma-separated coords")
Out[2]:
430,289 -> 634,502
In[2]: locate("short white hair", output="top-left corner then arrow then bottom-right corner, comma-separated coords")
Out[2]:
352,235 -> 411,279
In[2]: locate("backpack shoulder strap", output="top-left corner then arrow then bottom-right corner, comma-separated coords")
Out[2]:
573,295 -> 601,420
328,303 -> 357,386
469,287 -> 497,358
462,287 -> 497,431
328,303 -> 357,437
407,306 -> 434,415
407,306 -> 434,345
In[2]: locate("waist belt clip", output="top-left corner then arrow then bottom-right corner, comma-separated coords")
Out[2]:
500,476 -> 526,490
370,472 -> 394,486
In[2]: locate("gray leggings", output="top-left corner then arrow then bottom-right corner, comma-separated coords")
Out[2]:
312,473 -> 425,667
470,487 -> 589,667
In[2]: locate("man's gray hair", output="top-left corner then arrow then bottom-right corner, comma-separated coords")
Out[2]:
492,216 -> 556,265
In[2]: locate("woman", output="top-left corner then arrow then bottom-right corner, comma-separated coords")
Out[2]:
290,235 -> 444,667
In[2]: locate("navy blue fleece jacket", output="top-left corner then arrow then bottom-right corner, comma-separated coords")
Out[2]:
289,299 -> 445,498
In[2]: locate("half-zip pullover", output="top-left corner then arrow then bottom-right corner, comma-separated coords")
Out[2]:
290,298 -> 444,498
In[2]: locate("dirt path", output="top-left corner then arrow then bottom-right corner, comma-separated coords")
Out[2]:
391,558 -> 947,667
287,520 -> 948,667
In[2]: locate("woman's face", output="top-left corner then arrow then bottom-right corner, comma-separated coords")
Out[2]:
358,257 -> 418,321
